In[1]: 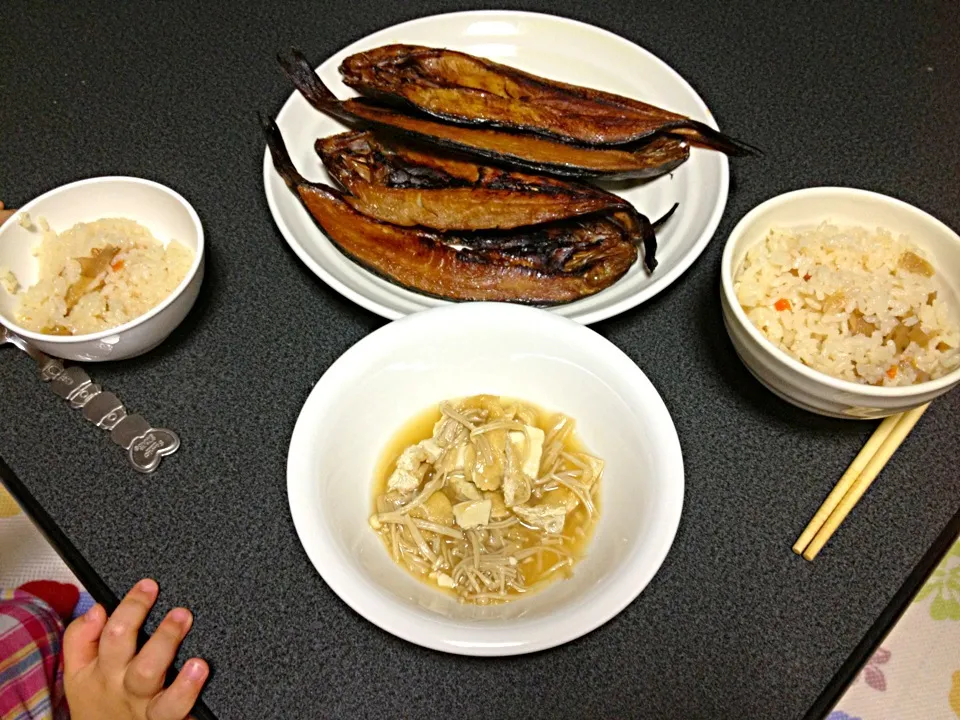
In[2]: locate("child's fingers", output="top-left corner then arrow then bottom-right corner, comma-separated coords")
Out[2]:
124,607 -> 194,698
62,603 -> 107,676
146,658 -> 209,720
98,578 -> 159,672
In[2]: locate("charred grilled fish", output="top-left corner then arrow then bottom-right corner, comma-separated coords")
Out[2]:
339,45 -> 758,156
264,117 -> 639,303
316,130 -> 635,230
316,131 -> 660,270
279,50 -> 690,181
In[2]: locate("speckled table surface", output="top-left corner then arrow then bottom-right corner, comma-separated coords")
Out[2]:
1,1 -> 959,718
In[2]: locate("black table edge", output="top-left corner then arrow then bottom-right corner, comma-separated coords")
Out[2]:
0,454 -> 216,720
801,501 -> 960,720
2,453 -> 958,720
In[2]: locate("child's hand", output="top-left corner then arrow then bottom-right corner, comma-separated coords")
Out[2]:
63,578 -> 209,720
0,202 -> 14,224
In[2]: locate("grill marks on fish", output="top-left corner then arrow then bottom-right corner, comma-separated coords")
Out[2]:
263,117 -> 638,303
455,217 -> 638,276
316,130 -> 637,232
320,134 -> 473,189
339,44 -> 759,156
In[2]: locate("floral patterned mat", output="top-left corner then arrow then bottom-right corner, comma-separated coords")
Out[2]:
830,536 -> 960,720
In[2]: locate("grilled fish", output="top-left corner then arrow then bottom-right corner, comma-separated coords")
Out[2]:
316,130 -> 633,230
264,117 -> 639,303
280,50 -> 690,181
340,45 -> 758,155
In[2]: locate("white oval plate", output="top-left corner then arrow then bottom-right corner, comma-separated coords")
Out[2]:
287,303 -> 684,655
264,10 -> 730,325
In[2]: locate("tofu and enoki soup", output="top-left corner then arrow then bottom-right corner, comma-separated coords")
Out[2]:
369,395 -> 603,604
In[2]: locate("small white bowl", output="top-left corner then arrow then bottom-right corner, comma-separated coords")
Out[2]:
0,177 -> 204,361
287,303 -> 684,656
721,187 -> 960,419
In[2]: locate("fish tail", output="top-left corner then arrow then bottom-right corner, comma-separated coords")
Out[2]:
636,210 -> 658,272
278,48 -> 340,110
674,120 -> 763,157
260,114 -> 306,189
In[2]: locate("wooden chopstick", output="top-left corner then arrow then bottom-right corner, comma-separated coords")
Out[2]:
792,413 -> 900,555
794,402 -> 931,561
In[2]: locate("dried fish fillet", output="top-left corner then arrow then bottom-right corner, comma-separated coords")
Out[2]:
316,130 -> 632,230
263,117 -> 638,303
279,50 -> 690,180
340,44 -> 759,155
316,130 -> 662,270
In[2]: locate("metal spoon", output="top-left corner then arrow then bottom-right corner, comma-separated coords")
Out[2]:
1,324 -> 179,473
2,323 -> 40,356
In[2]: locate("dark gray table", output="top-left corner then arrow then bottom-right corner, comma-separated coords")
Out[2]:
2,2 -> 959,718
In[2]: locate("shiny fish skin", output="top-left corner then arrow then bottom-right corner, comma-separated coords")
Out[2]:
263,117 -> 639,303
278,49 -> 691,181
316,130 -> 633,231
340,44 -> 760,155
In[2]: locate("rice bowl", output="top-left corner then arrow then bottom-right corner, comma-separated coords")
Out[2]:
734,223 -> 959,387
721,187 -> 960,418
0,176 -> 204,361
11,215 -> 193,336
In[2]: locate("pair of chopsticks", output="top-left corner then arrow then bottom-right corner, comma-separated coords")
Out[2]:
793,403 -> 930,561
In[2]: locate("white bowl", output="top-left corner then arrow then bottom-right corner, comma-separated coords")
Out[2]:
287,303 -> 684,656
0,177 -> 205,361
721,187 -> 960,419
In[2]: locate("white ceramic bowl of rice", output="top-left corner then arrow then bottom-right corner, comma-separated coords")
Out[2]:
0,177 -> 204,361
721,187 -> 960,419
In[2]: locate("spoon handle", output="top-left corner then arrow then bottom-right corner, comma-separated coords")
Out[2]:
30,351 -> 180,474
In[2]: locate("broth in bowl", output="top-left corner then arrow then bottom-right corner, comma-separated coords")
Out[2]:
370,394 -> 603,605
